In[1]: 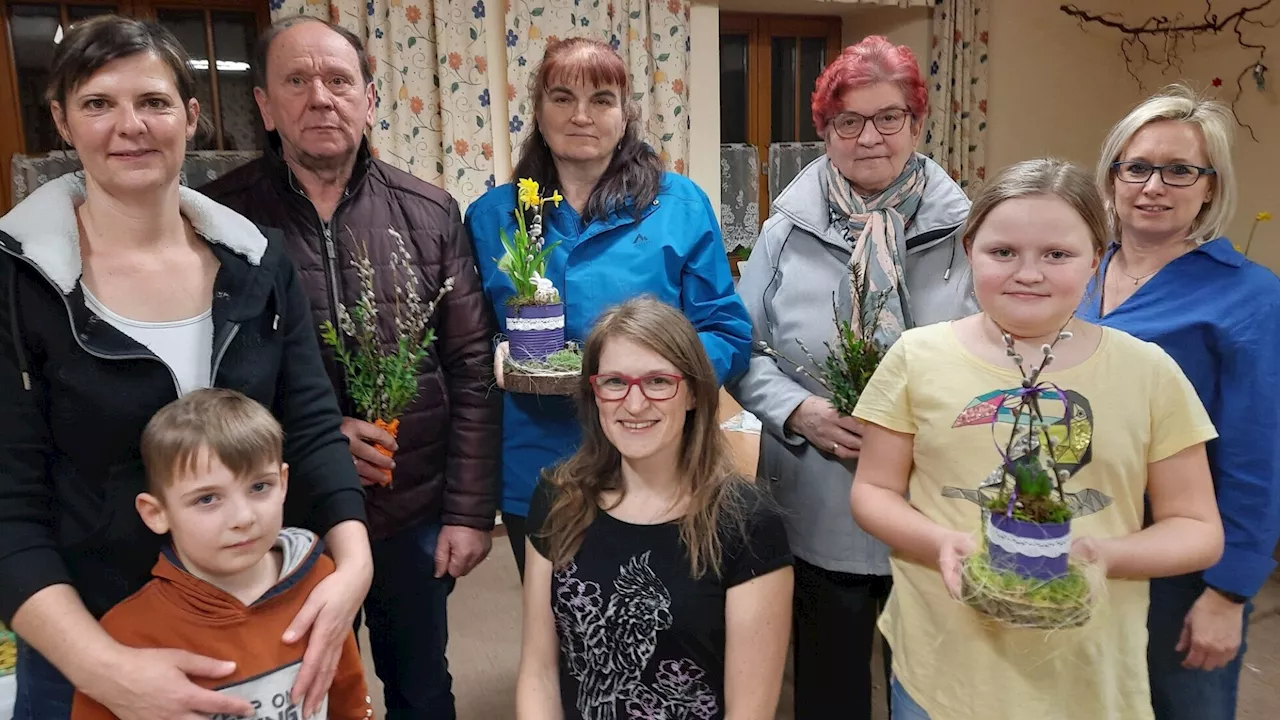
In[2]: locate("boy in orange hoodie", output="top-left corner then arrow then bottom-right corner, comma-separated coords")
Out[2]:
71,388 -> 372,720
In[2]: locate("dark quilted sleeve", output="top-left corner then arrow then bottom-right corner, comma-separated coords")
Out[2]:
434,196 -> 502,529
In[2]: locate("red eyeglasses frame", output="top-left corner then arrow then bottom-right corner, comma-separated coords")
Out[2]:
587,373 -> 685,402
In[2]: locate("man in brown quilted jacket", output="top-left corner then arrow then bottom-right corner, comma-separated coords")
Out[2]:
200,16 -> 499,719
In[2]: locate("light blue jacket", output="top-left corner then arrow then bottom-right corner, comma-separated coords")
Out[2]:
728,154 -> 975,574
465,172 -> 752,516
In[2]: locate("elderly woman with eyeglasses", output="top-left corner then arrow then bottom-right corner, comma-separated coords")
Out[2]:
1078,83 -> 1280,720
727,36 -> 974,720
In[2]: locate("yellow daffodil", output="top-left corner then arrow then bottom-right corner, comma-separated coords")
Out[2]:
547,191 -> 564,207
517,178 -> 541,210
1243,211 -> 1273,258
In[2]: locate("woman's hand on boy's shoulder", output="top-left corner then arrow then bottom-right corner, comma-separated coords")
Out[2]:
89,646 -> 255,720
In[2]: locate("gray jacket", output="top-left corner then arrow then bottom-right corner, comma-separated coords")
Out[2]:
728,153 -> 975,575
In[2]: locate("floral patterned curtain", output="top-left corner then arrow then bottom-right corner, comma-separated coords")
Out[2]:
922,0 -> 989,194
272,1 -> 496,206
503,0 -> 692,176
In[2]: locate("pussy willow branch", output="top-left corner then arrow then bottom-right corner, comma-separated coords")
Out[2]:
1061,1 -> 1277,141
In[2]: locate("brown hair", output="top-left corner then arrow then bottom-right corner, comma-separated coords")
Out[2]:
540,297 -> 754,579
513,37 -> 664,223
45,15 -> 198,111
962,158 -> 1109,257
252,16 -> 374,89
141,388 -> 283,495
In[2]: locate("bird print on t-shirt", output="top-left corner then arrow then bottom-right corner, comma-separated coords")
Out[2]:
943,387 -> 1113,517
553,552 -> 719,720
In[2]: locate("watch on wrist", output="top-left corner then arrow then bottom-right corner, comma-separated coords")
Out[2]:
1207,585 -> 1249,605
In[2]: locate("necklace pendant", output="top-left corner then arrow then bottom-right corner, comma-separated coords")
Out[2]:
1133,277 -> 1140,286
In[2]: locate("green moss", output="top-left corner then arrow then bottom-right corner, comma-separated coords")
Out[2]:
985,489 -> 1072,524
963,549 -> 1094,629
969,551 -> 1090,605
505,346 -> 582,373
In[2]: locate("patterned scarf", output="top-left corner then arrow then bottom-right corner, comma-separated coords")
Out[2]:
826,154 -> 926,346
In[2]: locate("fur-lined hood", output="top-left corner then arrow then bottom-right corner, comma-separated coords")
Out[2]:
0,173 -> 267,294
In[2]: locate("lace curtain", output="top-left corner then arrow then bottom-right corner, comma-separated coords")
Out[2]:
768,142 -> 825,203
720,143 -> 758,251
10,151 -> 262,205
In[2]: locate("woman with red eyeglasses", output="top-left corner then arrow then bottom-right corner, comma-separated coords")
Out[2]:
516,297 -> 793,720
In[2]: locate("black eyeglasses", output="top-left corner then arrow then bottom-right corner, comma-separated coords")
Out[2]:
1111,161 -> 1216,187
829,108 -> 910,139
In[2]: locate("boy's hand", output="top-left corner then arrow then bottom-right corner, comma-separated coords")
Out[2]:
93,647 -> 253,720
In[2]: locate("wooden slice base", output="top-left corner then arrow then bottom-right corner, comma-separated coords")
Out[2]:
504,368 -> 579,396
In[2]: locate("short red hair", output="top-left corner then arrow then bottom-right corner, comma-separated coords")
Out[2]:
810,35 -> 928,135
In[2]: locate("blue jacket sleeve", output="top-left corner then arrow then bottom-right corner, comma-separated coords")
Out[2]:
681,191 -> 752,386
1202,301 -> 1280,598
464,195 -> 510,334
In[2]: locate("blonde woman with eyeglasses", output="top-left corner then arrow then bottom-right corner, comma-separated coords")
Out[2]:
1078,83 -> 1280,720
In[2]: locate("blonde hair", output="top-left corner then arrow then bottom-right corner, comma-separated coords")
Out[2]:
963,158 -> 1109,257
1096,83 -> 1236,245
141,388 -> 283,495
540,297 -> 753,579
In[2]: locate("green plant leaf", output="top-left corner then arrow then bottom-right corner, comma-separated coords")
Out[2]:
532,7 -> 544,15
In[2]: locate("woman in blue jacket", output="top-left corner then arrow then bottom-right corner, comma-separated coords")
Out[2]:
1080,84 -> 1280,720
466,38 -> 751,577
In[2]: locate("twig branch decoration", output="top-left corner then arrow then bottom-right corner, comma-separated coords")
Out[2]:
1060,1 -> 1278,141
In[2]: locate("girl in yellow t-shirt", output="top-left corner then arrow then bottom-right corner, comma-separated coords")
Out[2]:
850,158 -> 1223,720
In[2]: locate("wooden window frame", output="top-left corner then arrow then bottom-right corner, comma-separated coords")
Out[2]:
0,0 -> 270,212
720,13 -> 841,223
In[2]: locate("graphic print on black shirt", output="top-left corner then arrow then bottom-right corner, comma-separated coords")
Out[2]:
555,553 -> 717,719
527,479 -> 793,720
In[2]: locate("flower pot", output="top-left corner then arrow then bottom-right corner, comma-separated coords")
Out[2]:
985,512 -> 1071,582
507,302 -> 565,362
368,417 -> 399,488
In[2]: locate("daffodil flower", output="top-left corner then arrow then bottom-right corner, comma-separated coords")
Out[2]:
517,178 -> 541,210
546,191 -> 564,207
1243,211 -> 1273,258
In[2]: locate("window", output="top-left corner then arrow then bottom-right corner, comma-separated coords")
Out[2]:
0,0 -> 270,210
720,13 -> 842,222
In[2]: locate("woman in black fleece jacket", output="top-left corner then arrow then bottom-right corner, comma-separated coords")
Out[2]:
0,16 -> 371,720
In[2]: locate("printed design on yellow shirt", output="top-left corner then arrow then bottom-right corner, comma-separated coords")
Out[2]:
943,387 -> 1114,517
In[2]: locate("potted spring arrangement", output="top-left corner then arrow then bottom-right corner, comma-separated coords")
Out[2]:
319,227 -> 452,487
496,178 -> 581,395
958,329 -> 1097,630
757,262 -> 892,417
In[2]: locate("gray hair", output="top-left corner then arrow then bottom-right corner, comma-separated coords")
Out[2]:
252,15 -> 373,89
1095,83 -> 1236,245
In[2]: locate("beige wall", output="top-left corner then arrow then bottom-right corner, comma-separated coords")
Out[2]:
985,0 -> 1280,270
